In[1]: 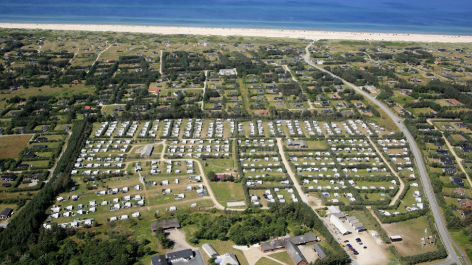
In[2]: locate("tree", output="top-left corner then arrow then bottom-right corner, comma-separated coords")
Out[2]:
155,227 -> 172,249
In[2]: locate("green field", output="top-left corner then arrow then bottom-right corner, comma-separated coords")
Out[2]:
269,251 -> 296,265
210,182 -> 246,204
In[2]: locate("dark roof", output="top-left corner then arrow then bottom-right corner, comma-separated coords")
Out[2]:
285,241 -> 307,265
0,207 -> 12,217
28,173 -> 42,179
151,255 -> 167,265
23,152 -> 36,158
313,244 -> 327,259
290,233 -> 317,244
31,145 -> 47,149
151,218 -> 180,231
1,174 -> 17,181
260,233 -> 317,252
166,249 -> 193,260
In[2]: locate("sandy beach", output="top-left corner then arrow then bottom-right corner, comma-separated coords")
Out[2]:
0,23 -> 471,43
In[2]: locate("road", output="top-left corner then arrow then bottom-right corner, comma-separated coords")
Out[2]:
303,43 -> 465,265
366,136 -> 405,206
276,138 -> 359,265
426,119 -> 472,189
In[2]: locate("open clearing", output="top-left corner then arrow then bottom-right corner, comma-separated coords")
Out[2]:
0,135 -> 32,159
210,182 -> 246,205
382,216 -> 437,256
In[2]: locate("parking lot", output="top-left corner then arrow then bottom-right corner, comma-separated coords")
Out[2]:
322,217 -> 391,265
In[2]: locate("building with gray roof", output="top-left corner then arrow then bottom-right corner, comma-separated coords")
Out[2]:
313,244 -> 327,259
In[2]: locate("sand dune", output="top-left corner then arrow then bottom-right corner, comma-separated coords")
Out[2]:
0,23 -> 471,43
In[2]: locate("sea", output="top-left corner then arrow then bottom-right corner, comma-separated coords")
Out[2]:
0,0 -> 471,35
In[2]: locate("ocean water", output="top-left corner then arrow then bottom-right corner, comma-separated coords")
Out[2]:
0,0 -> 471,35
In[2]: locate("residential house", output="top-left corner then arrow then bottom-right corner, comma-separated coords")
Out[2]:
1,174 -> 17,182
455,188 -> 466,196
0,208 -> 13,219
460,198 -> 472,208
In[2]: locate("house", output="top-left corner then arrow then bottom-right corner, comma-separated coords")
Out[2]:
0,208 -> 13,219
443,168 -> 457,174
151,255 -> 167,265
460,198 -> 472,208
27,173 -> 42,180
17,164 -> 30,169
150,218 -> 180,232
461,145 -> 472,153
313,244 -> 327,259
436,150 -> 448,156
442,125 -> 455,130
97,99 -> 108,105
450,177 -> 464,186
31,145 -> 47,150
259,110 -> 268,115
63,125 -> 71,131
321,101 -> 330,107
455,188 -> 466,196
166,249 -> 194,262
36,137 -> 48,142
41,125 -> 49,132
219,69 -> 237,76
287,139 -> 308,148
23,152 -> 36,159
1,174 -> 17,182
113,106 -> 124,111
439,157 -> 454,166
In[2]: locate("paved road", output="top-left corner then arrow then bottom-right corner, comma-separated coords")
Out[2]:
303,43 -> 465,265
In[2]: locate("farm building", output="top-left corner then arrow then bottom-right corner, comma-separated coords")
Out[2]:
141,144 -> 154,157
329,214 -> 351,235
287,139 -> 308,148
151,255 -> 167,265
285,241 -> 307,265
202,243 -> 219,258
150,218 -> 181,232
390,235 -> 403,242
313,244 -> 327,259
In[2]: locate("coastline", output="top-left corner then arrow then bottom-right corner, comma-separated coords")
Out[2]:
1,23 -> 472,43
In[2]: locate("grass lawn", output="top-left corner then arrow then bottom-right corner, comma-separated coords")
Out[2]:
203,158 -> 235,175
382,216 -> 437,256
269,251 -> 296,265
0,84 -> 95,102
0,135 -> 32,159
209,182 -> 246,204
255,257 -> 274,265
26,160 -> 51,169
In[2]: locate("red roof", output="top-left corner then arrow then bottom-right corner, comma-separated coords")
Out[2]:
259,110 -> 268,115
84,106 -> 91,110
148,88 -> 160,95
